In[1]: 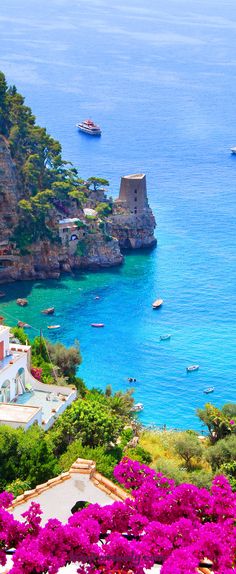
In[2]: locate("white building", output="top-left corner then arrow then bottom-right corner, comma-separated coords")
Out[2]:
0,325 -> 77,429
0,325 -> 31,404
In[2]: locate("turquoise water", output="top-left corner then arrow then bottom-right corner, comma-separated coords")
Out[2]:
1,0 -> 236,429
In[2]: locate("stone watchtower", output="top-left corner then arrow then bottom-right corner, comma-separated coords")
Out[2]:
108,173 -> 157,249
118,173 -> 149,215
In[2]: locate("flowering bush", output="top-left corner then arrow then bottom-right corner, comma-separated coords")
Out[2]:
31,367 -> 43,381
0,458 -> 235,573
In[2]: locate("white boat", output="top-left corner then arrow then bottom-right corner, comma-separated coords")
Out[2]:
204,387 -> 214,394
186,364 -> 199,372
131,403 -> 144,412
76,119 -> 101,136
160,334 -> 171,341
231,147 -> 236,154
152,298 -> 163,309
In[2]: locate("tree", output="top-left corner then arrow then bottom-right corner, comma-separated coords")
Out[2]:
68,189 -> 86,207
109,389 -> 134,420
197,403 -> 236,443
16,425 -> 58,487
0,72 -> 9,134
49,396 -> 123,456
0,426 -> 19,490
174,432 -> 203,470
96,202 -> 112,217
87,177 -> 109,191
46,340 -> 82,378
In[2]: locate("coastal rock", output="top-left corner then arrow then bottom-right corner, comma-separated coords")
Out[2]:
70,234 -> 123,269
107,211 -> 157,249
0,236 -> 123,284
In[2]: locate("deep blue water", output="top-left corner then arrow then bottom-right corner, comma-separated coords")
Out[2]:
1,0 -> 236,429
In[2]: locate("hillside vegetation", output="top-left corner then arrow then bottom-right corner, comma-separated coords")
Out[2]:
0,71 -> 111,252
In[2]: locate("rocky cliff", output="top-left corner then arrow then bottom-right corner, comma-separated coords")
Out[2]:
0,237 -> 123,283
107,209 -> 157,249
0,136 -> 21,243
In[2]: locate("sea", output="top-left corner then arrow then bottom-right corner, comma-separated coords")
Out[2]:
1,0 -> 236,430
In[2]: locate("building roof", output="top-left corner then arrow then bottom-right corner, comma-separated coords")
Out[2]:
59,218 -> 79,225
0,325 -> 10,335
122,173 -> 145,180
9,458 -> 128,525
83,208 -> 97,217
0,403 -> 41,424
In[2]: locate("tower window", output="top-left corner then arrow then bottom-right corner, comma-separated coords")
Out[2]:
134,197 -> 137,202
134,189 -> 137,194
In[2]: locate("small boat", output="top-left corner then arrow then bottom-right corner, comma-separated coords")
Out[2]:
17,321 -> 31,328
131,403 -> 144,412
41,307 -> 55,315
91,323 -> 104,328
127,377 -> 137,383
0,291 -> 5,298
152,299 -> 163,309
186,365 -> 199,372
17,298 -> 28,307
47,325 -> 61,330
231,147 -> 236,154
76,119 -> 101,136
160,334 -> 171,341
204,387 -> 214,394
94,296 -> 100,300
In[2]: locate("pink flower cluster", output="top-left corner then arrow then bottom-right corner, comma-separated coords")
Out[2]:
31,367 -> 43,381
0,458 -> 235,573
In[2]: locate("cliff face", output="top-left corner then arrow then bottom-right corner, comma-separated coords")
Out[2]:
0,237 -> 123,283
107,209 -> 157,249
0,136 -> 20,242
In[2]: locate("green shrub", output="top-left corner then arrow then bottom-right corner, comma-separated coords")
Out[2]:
10,327 -> 29,345
126,445 -> 152,464
59,439 -> 120,480
155,458 -> 190,485
76,240 -> 87,256
6,479 -> 31,497
206,435 -> 236,470
119,428 -> 134,449
219,461 -> 236,491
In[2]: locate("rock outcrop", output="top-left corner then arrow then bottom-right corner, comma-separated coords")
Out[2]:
107,210 -> 156,249
0,237 -> 123,284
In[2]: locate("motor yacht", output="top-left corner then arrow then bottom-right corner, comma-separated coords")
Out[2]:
76,119 -> 101,136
